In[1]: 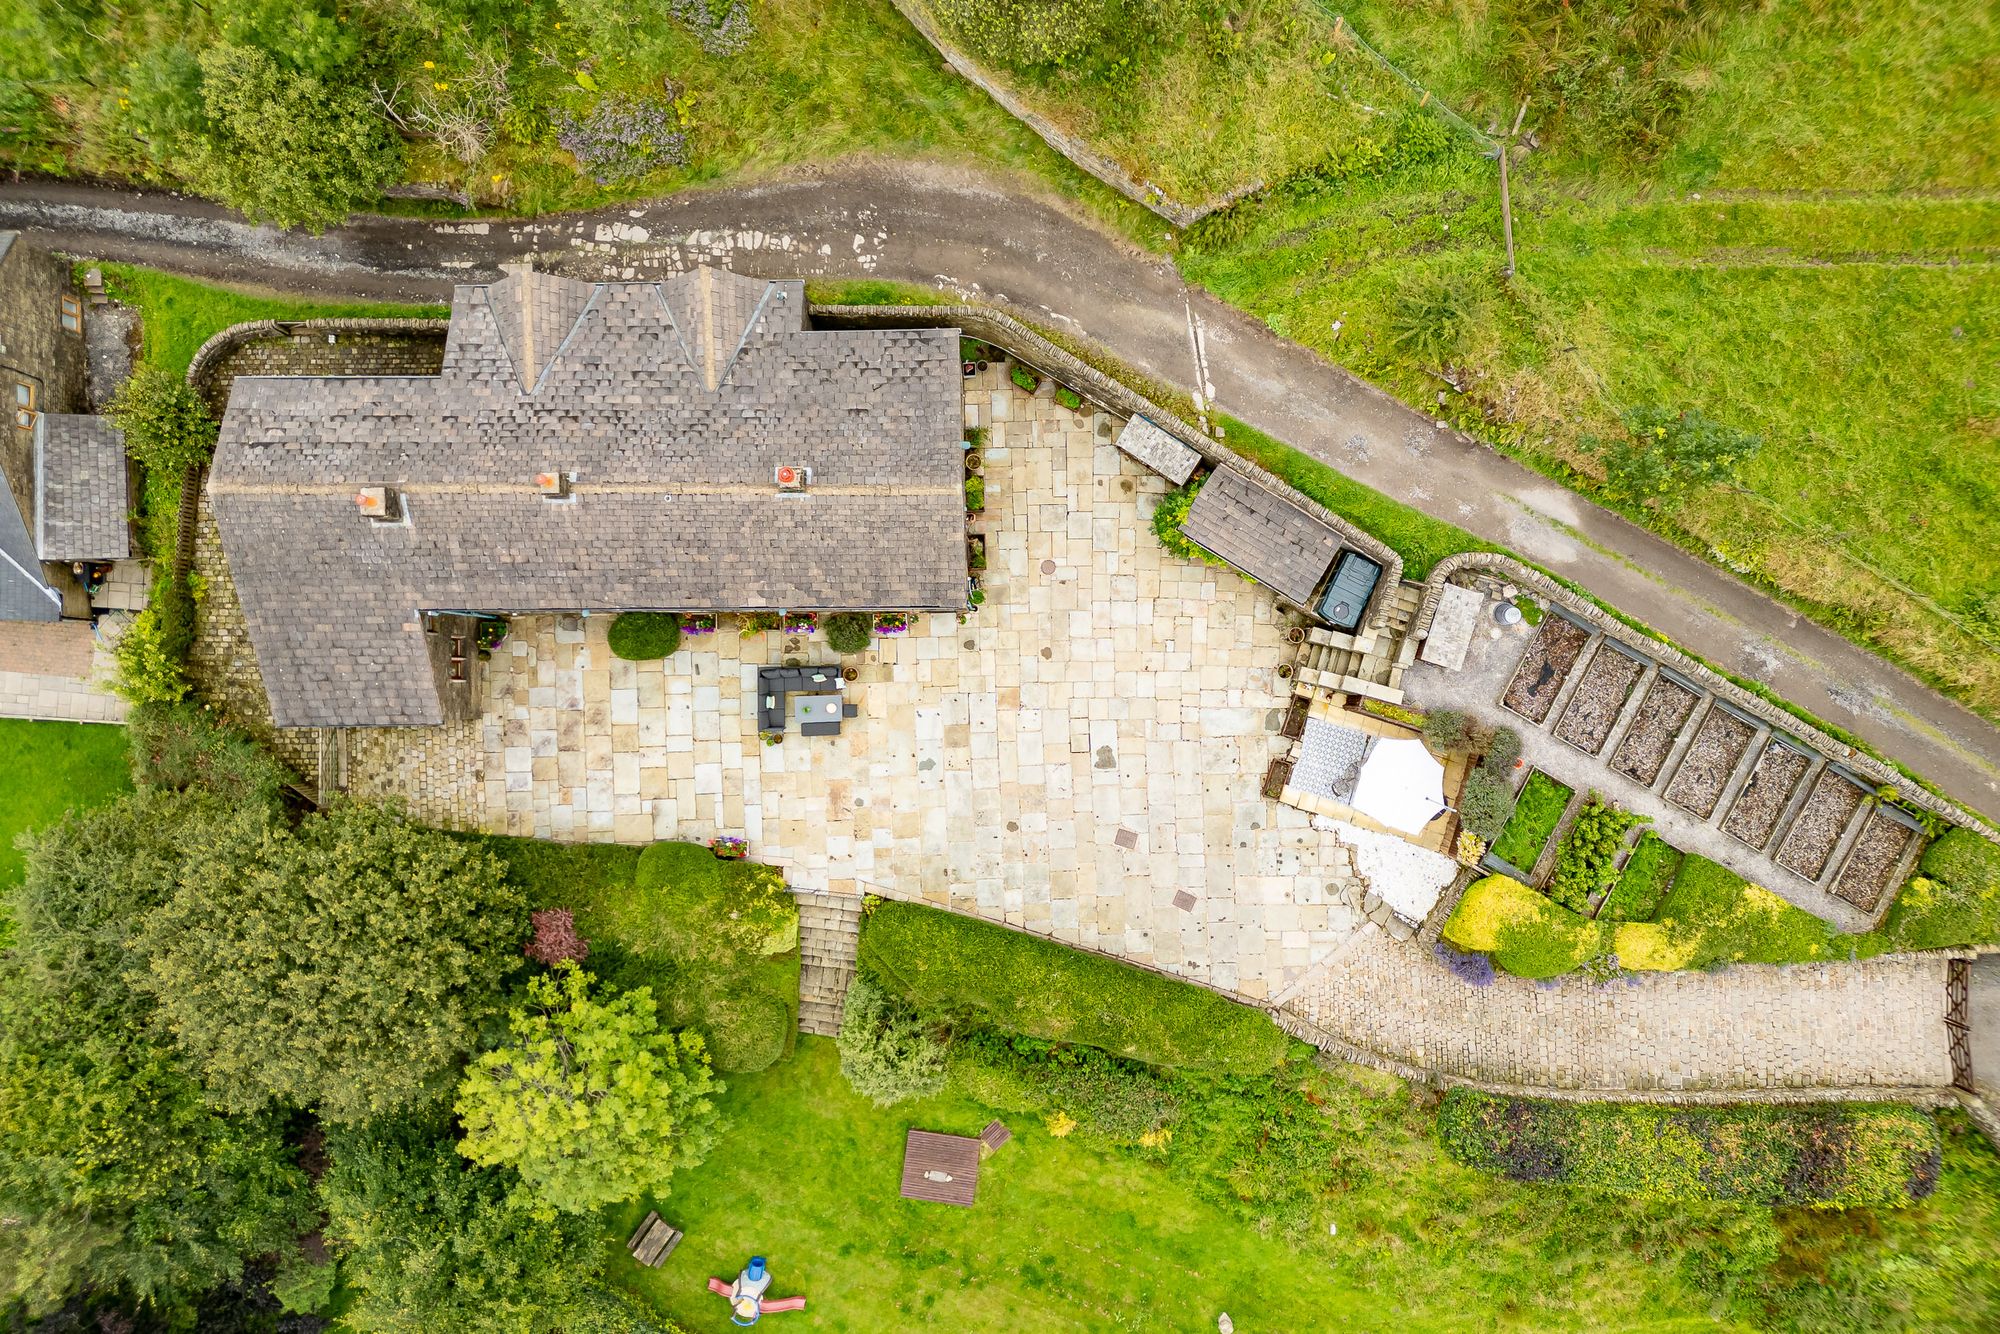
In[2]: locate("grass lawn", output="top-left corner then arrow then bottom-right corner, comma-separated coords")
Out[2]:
607,1040 -> 1387,1332
909,0 -> 1412,203
0,720 -> 131,896
1489,770 -> 1571,872
479,837 -> 800,1074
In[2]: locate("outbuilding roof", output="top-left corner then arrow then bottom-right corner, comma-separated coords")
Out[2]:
210,265 -> 967,728
1180,464 -> 1345,607
34,414 -> 130,562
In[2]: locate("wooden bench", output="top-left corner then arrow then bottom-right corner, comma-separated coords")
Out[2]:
979,1119 -> 1012,1155
627,1211 -> 683,1267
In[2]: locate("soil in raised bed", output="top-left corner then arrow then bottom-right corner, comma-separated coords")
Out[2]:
1663,706 -> 1756,819
1776,772 -> 1867,881
1503,616 -> 1590,724
1553,644 -> 1644,755
1609,677 -> 1700,786
1720,741 -> 1811,849
1831,810 -> 1919,913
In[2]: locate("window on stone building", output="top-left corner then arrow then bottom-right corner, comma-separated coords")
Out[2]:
60,293 -> 82,334
13,381 -> 33,429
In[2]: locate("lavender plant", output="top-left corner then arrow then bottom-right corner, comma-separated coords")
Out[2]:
1432,940 -> 1495,988
668,0 -> 754,56
556,97 -> 689,185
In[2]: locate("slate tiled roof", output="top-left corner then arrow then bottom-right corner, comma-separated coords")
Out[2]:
211,265 -> 965,729
1112,415 -> 1200,486
34,414 -> 130,561
1180,464 -> 1342,607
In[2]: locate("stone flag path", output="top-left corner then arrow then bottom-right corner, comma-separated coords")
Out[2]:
1278,929 -> 1955,1096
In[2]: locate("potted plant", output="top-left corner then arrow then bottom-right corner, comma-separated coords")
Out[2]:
1286,625 -> 1306,645
681,612 -> 718,636
874,611 -> 910,636
964,476 -> 985,513
710,835 -> 748,859
964,450 -> 983,474
967,534 -> 987,570
474,617 -> 509,658
842,666 -> 859,682
1054,385 -> 1083,412
783,611 -> 817,635
738,611 -> 782,638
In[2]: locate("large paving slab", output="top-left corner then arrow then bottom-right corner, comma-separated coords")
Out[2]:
0,619 -> 125,723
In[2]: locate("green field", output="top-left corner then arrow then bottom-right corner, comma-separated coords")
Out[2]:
0,720 -> 130,897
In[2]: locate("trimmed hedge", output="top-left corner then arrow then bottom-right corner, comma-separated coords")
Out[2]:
1436,1089 -> 1940,1207
606,612 -> 681,660
1879,829 -> 2000,951
858,901 -> 1288,1075
1443,875 -> 1606,979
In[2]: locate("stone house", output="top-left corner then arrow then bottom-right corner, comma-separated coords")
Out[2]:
0,232 -> 129,621
210,263 -> 968,730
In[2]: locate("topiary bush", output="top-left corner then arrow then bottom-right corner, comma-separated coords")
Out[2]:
1480,726 -> 1522,773
823,611 -> 874,655
1437,1090 -> 1939,1207
607,612 -> 681,660
836,974 -> 948,1107
1456,768 -> 1513,842
1443,875 -> 1606,980
1878,829 -> 2000,951
859,901 -> 1288,1075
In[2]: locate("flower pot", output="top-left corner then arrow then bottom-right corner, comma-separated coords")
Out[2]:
1276,663 -> 1293,680
1286,626 -> 1306,645
964,453 -> 983,473
842,666 -> 859,682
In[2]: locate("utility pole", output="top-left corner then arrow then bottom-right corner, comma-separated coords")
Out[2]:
1495,100 -> 1529,279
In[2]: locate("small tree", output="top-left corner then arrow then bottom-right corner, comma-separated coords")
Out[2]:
1481,726 -> 1523,774
523,908 -> 589,967
456,965 -> 722,1214
836,974 -> 948,1108
105,363 -> 217,479
823,612 -> 873,655
1456,769 -> 1514,842
138,802 -> 525,1122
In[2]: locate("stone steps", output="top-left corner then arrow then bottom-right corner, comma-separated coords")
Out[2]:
796,891 -> 865,1037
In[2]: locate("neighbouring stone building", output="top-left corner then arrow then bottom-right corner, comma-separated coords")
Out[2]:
0,232 -> 128,622
208,264 -> 968,732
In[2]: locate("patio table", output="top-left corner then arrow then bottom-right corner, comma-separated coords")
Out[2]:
792,693 -> 844,728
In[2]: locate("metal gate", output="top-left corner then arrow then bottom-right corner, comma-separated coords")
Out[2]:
1947,958 -> 1973,1093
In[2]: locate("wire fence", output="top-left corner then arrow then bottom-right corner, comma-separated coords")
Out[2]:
1305,5 -> 1499,154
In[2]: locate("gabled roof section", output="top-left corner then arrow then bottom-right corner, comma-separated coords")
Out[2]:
211,264 -> 964,729
34,414 -> 130,561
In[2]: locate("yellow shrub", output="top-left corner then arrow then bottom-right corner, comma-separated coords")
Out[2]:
1611,921 -> 1697,971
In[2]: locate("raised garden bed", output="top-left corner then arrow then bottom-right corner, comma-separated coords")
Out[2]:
1663,705 -> 1757,819
1609,676 -> 1701,786
1490,770 -> 1574,874
1600,832 -> 1682,923
1831,809 -> 1920,913
1776,771 -> 1868,881
1545,796 -> 1642,914
1552,644 -> 1645,755
1720,741 -> 1812,850
1502,616 -> 1591,724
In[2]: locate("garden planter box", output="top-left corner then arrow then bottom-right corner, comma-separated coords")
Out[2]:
1720,739 -> 1812,850
1830,807 -> 1921,913
1775,770 -> 1868,881
1553,643 -> 1645,755
1662,704 -> 1757,819
1502,615 -> 1591,724
1609,675 -> 1700,787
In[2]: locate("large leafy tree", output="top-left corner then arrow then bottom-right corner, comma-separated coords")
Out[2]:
139,802 -> 525,1123
321,1111 -> 627,1334
181,42 -> 402,230
456,965 -> 722,1214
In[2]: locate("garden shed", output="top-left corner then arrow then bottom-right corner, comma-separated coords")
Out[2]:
1180,464 -> 1399,630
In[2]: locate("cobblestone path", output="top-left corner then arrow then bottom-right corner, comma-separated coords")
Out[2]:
1278,928 -> 1954,1093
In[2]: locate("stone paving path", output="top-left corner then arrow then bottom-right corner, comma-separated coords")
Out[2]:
1278,928 -> 1954,1094
0,620 -> 125,723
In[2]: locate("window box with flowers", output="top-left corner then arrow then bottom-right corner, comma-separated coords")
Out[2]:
874,612 -> 910,636
710,836 -> 748,860
783,611 -> 817,635
681,613 -> 718,636
738,611 -> 783,638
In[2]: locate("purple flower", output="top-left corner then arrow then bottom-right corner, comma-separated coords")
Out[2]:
1432,940 -> 1495,988
556,98 -> 690,185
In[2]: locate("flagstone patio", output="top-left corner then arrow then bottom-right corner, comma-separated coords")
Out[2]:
394,374 -> 1458,997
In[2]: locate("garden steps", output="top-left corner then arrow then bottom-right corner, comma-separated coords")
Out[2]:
796,891 -> 865,1037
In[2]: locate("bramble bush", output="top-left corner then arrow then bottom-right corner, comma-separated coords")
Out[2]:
835,975 -> 948,1107
1437,1090 -> 1940,1207
127,701 -> 291,807
106,363 -> 216,479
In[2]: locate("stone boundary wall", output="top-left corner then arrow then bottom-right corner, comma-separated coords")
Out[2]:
815,302 -> 1405,622
886,0 -> 1260,227
1412,551 -> 2000,843
187,317 -> 450,390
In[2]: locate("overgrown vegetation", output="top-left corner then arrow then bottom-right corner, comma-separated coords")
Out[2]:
1438,1090 -> 1941,1208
